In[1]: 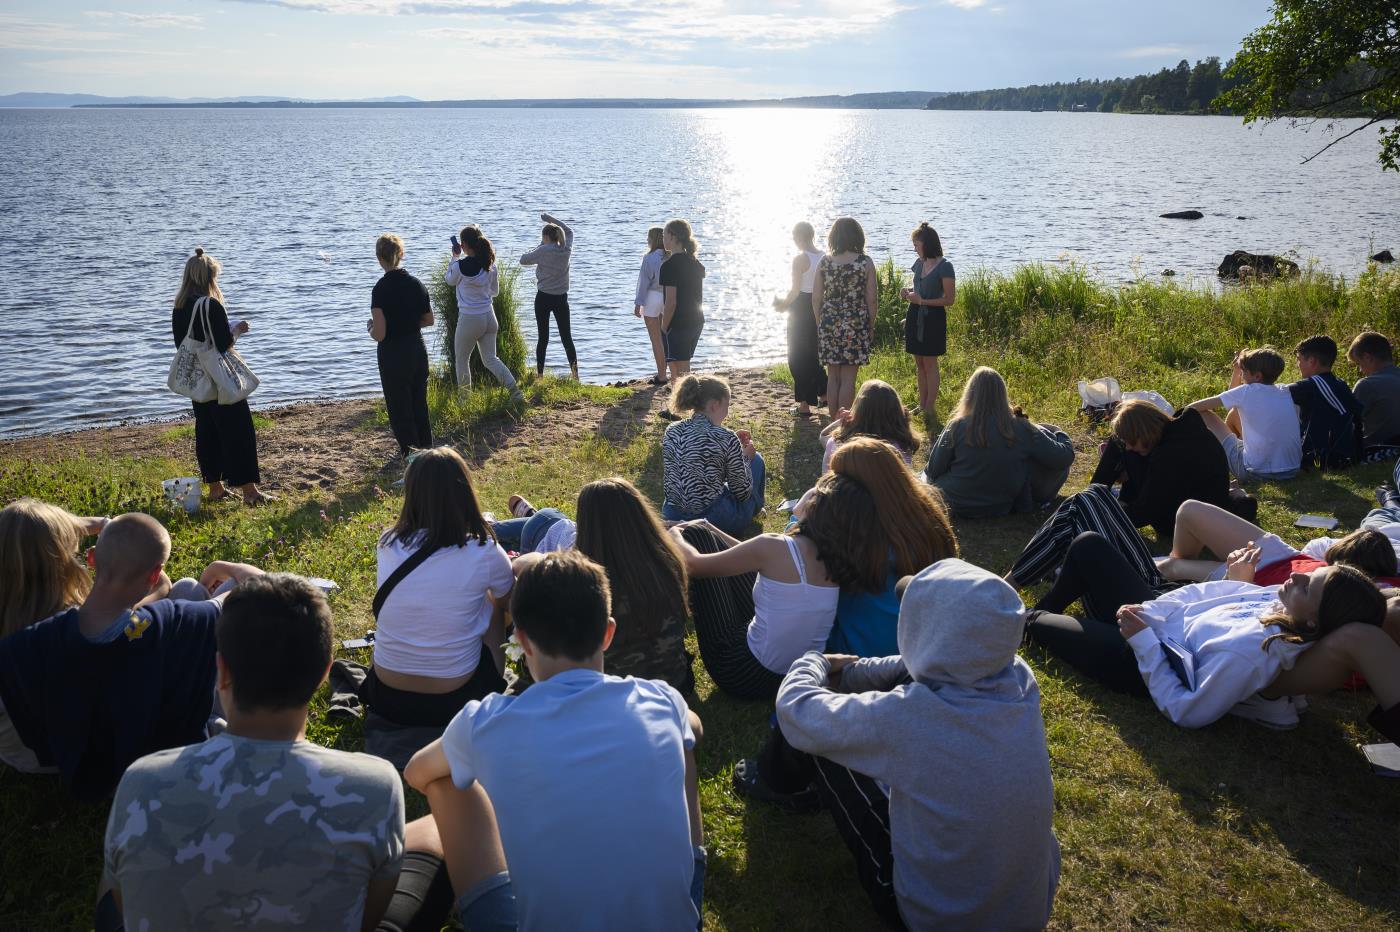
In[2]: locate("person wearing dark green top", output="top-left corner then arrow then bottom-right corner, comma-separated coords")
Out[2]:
924,367 -> 1074,517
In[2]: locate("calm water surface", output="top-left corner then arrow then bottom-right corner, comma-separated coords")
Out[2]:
0,108 -> 1394,437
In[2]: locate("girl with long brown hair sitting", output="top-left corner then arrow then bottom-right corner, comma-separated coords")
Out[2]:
818,379 -> 918,473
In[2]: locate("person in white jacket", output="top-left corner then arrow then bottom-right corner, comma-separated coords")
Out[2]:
776,558 -> 1059,932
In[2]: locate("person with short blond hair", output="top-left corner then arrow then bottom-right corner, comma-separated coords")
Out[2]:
368,232 -> 434,455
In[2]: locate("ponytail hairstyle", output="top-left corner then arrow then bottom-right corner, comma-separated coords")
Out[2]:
912,222 -> 943,258
670,374 -> 730,414
174,248 -> 224,309
542,223 -> 566,246
664,218 -> 699,256
1259,563 -> 1386,650
834,380 -> 918,454
460,225 -> 496,269
375,233 -> 404,269
647,226 -> 665,254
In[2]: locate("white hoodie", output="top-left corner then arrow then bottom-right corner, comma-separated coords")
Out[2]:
1125,580 -> 1306,728
776,558 -> 1059,931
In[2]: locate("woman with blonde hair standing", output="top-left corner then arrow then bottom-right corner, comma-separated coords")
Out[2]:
171,249 -> 267,505
659,219 -> 706,391
902,222 -> 956,416
633,226 -> 669,385
773,221 -> 827,417
813,217 -> 878,414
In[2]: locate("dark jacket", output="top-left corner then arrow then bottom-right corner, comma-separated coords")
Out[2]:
1090,408 -> 1231,539
1288,373 -> 1362,469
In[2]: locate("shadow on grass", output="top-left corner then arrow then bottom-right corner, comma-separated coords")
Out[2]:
781,419 -> 825,500
596,384 -> 664,446
1029,644 -> 1400,917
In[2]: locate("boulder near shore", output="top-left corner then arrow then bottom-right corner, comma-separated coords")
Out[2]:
1373,249 -> 1395,263
1218,251 -> 1300,280
1161,210 -> 1204,220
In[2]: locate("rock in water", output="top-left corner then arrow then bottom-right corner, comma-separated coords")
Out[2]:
1373,250 -> 1395,263
1162,269 -> 1176,277
1218,251 -> 1300,279
1161,210 -> 1204,220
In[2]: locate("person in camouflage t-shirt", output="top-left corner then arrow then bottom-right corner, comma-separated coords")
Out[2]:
100,574 -> 406,932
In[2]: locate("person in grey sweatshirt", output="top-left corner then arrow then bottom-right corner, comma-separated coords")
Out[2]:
520,212 -> 578,379
776,558 -> 1060,931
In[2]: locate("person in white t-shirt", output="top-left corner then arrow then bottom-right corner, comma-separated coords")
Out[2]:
369,447 -> 514,729
1188,347 -> 1301,481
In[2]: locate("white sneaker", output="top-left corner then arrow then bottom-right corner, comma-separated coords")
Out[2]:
1228,693 -> 1300,730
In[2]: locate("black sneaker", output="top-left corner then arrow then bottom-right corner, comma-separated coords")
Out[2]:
1377,486 -> 1400,509
730,758 -> 821,814
657,409 -> 681,421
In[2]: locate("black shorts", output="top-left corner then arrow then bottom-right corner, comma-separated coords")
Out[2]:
904,304 -> 946,357
664,314 -> 705,362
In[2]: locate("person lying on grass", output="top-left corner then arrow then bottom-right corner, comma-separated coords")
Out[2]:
0,513 -> 261,797
1026,550 -> 1388,730
97,573 -> 464,932
1187,346 -> 1302,483
775,559 -> 1060,931
405,551 -> 707,931
1156,499 -> 1398,593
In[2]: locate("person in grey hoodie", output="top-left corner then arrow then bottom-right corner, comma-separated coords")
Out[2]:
776,558 -> 1060,931
520,212 -> 578,380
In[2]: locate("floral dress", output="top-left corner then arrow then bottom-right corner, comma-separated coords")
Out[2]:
817,255 -> 872,366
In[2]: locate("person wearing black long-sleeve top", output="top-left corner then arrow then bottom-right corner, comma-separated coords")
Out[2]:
170,249 -> 266,505
367,233 -> 433,455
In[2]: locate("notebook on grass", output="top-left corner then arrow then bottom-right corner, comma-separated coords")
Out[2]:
1362,743 -> 1400,777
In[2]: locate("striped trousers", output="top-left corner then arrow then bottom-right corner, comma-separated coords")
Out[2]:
681,524 -> 784,701
1009,484 -> 1165,590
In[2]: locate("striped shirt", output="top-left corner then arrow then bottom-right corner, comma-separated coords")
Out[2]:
663,413 -> 753,514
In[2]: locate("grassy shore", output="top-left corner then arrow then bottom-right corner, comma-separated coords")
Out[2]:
3,264 -> 1399,929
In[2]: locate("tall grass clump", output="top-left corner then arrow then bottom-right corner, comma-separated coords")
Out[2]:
873,255 -> 909,350
425,257 -> 528,387
941,263 -> 1400,424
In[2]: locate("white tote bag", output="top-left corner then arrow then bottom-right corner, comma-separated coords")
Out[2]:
193,299 -> 260,405
167,296 -> 218,402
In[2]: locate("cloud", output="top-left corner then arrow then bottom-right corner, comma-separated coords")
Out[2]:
944,0 -> 986,8
1117,45 -> 1189,59
223,0 -> 907,52
86,11 -> 205,29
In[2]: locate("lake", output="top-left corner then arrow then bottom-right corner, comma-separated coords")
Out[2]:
0,107 -> 1393,437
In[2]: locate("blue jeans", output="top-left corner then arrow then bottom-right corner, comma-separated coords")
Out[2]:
492,508 -> 566,553
663,453 -> 766,536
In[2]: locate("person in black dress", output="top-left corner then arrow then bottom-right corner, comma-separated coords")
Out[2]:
368,233 -> 433,455
170,249 -> 267,505
901,222 -> 956,418
772,221 -> 827,417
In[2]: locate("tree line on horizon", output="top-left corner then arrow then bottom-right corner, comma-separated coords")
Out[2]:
925,56 -> 1381,118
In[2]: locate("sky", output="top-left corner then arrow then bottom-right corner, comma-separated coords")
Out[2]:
0,1 -> 1277,100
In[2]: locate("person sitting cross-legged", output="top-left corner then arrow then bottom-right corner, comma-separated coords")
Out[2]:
97,574 -> 437,932
775,559 -> 1060,930
1188,347 -> 1301,482
405,551 -> 707,931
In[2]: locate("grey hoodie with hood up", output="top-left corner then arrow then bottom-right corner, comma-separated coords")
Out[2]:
776,558 -> 1059,931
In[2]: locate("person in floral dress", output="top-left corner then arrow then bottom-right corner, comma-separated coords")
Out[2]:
813,217 -> 879,413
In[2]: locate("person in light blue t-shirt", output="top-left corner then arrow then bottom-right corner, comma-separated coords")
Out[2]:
406,550 -> 705,932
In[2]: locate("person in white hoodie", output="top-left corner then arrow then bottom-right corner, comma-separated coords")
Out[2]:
776,558 -> 1059,931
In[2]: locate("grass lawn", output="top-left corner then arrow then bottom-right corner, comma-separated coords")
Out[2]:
2,265 -> 1399,929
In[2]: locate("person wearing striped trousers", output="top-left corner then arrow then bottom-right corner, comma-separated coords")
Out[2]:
680,524 -> 785,701
1007,483 -> 1165,590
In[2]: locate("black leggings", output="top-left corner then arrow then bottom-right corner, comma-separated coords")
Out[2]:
1025,532 -> 1157,696
681,524 -> 784,701
534,291 -> 576,372
364,653 -> 506,728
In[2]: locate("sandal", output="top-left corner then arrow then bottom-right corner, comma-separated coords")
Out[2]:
649,375 -> 669,386
508,495 -> 536,518
730,758 -> 821,813
790,406 -> 814,418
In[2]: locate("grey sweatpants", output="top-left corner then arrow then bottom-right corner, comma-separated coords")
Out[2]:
454,313 -> 519,392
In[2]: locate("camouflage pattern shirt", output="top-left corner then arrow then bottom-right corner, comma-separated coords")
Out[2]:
103,733 -> 405,931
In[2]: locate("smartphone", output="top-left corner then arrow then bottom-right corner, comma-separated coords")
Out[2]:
341,629 -> 375,650
450,234 -> 460,249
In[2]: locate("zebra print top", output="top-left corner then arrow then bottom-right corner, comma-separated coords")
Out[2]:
662,413 -> 753,515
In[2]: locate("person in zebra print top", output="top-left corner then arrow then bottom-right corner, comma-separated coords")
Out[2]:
660,375 -> 765,535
